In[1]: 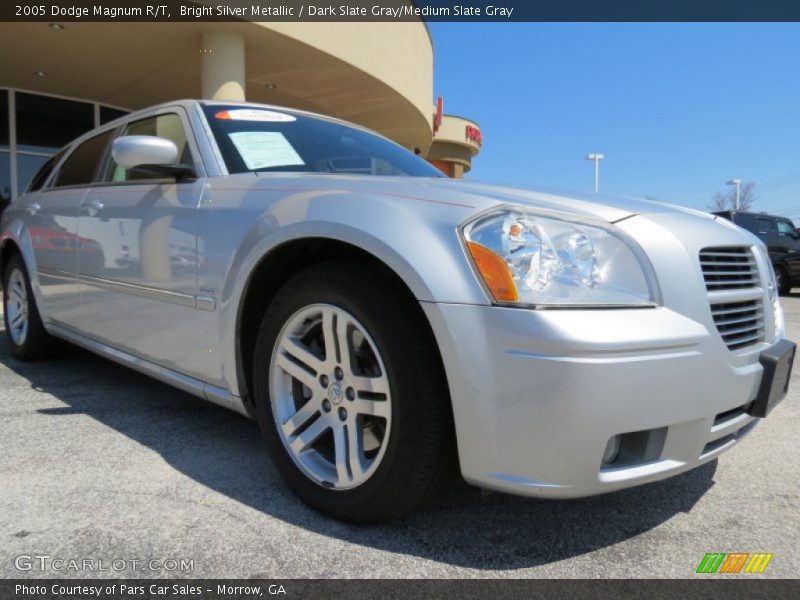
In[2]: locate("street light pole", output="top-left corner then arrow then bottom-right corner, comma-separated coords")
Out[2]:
726,178 -> 742,211
586,153 -> 604,193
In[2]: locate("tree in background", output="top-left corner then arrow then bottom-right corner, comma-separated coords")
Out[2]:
708,182 -> 757,212
709,191 -> 729,211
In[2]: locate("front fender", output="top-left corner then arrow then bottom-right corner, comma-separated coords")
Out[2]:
221,188 -> 489,306
203,186 -> 490,397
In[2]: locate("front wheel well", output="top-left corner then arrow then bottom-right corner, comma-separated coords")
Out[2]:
236,238 -> 446,409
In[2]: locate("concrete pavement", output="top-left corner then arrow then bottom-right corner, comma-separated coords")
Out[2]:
0,298 -> 798,578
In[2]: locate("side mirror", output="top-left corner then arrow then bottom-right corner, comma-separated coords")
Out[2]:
792,230 -> 800,240
111,136 -> 195,181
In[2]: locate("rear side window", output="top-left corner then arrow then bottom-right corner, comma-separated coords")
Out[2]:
53,130 -> 114,188
27,149 -> 66,192
756,218 -> 776,233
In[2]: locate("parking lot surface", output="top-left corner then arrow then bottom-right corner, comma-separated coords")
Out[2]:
1,298 -> 799,579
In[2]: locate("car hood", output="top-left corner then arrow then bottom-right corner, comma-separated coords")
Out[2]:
251,173 -> 714,223
426,179 -> 716,222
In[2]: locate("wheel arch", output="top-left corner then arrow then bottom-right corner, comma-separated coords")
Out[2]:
1,225 -> 47,316
234,237 -> 450,417
0,237 -> 21,276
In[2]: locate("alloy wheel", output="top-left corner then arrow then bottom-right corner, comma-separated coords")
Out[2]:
269,303 -> 392,490
5,268 -> 29,346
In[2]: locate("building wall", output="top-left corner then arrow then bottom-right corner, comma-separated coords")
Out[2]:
0,22 -> 479,205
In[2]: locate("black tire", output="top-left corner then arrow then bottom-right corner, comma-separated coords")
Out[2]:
776,266 -> 792,296
3,254 -> 55,360
253,261 -> 455,523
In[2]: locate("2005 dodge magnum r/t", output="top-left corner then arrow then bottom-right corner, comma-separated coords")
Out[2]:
1,101 -> 795,522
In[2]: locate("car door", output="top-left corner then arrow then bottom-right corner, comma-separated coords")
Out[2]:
27,131 -> 114,327
75,107 -> 210,380
755,216 -> 777,251
775,219 -> 800,279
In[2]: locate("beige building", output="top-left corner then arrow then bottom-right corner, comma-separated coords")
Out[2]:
0,20 -> 482,207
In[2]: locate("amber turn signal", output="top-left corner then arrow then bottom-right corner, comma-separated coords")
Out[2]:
466,241 -> 519,302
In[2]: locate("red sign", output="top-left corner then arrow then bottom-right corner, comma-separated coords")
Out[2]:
433,96 -> 443,133
465,125 -> 483,147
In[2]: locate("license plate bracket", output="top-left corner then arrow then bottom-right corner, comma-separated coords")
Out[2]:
747,339 -> 796,418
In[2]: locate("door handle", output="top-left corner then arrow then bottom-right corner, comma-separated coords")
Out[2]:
26,202 -> 42,215
80,199 -> 105,217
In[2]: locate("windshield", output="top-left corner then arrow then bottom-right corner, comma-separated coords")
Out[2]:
202,105 -> 443,178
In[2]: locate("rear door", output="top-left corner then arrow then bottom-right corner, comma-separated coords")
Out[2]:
75,107 -> 211,380
755,216 -> 777,248
28,130 -> 114,327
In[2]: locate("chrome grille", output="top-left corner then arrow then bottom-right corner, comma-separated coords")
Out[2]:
699,247 -> 759,291
709,300 -> 764,350
700,246 -> 765,351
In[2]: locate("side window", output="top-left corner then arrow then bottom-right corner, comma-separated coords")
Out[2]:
53,130 -> 114,188
27,148 -> 66,193
776,221 -> 795,235
757,218 -> 776,234
103,113 -> 193,183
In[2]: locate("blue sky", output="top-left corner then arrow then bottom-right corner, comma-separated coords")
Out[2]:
429,23 -> 800,220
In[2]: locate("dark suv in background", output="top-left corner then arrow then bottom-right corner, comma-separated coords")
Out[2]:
714,210 -> 800,295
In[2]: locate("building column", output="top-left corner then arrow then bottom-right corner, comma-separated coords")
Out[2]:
201,31 -> 245,101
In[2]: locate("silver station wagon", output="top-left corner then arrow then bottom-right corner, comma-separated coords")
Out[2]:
1,100 -> 795,522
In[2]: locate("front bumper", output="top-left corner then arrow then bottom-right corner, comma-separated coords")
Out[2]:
422,301 -> 772,498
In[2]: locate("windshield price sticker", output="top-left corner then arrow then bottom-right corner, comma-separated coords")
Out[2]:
228,131 -> 305,170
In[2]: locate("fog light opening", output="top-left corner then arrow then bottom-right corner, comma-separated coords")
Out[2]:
602,435 -> 622,466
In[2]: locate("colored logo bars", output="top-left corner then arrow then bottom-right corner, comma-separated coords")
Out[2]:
696,553 -> 773,574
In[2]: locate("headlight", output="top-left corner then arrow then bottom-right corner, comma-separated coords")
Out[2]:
461,207 -> 659,307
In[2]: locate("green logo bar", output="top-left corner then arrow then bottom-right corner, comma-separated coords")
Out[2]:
697,552 -> 773,574
697,553 -> 726,573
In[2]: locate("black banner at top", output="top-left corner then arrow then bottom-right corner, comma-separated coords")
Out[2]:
3,0 -> 800,22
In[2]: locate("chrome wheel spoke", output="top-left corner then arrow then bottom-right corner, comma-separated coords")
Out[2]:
351,375 -> 389,397
6,269 -> 29,345
289,416 -> 329,454
281,398 -> 321,438
321,307 -> 339,366
331,423 -> 366,485
336,313 -> 353,375
352,398 -> 391,419
11,312 -> 25,328
275,351 -> 317,390
332,425 -> 351,483
345,423 -> 365,482
8,285 -> 24,305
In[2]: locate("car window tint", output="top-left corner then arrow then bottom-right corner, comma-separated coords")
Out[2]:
202,105 -> 443,178
25,149 -> 65,192
104,113 -> 192,183
53,130 -> 114,188
777,221 -> 795,234
757,218 -> 775,233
